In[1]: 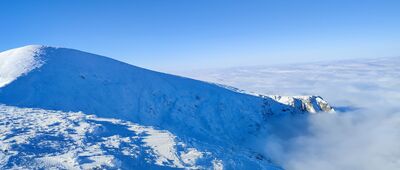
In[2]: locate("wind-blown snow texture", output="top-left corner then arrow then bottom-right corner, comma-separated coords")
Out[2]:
0,45 -> 334,169
179,57 -> 400,170
0,105 -> 213,169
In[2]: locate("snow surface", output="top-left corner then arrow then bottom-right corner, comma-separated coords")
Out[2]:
0,105 -> 216,169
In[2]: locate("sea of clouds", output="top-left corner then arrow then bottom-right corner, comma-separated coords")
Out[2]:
179,56 -> 400,170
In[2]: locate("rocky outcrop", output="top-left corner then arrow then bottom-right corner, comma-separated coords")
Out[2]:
268,95 -> 334,113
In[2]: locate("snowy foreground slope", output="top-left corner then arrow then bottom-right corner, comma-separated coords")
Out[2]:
0,45 -> 333,169
0,105 -> 220,169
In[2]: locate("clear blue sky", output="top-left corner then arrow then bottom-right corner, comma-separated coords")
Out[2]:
1,0 -> 400,71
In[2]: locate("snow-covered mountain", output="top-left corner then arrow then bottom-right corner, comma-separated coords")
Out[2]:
0,45 -> 333,169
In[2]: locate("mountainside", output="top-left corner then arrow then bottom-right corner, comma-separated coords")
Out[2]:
0,45 -> 334,169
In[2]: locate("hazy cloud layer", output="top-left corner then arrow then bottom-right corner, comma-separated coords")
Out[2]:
180,57 -> 400,170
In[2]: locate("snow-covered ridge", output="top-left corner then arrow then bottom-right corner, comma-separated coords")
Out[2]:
0,45 -> 44,87
0,45 -> 333,144
0,45 -> 334,169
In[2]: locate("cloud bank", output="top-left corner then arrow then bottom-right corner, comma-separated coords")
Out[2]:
180,57 -> 400,170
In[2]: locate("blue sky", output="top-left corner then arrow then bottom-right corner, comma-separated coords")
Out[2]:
1,0 -> 400,71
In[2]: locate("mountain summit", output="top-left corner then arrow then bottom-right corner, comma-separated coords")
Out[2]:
0,45 -> 333,169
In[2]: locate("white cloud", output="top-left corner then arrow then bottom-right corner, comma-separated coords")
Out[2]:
180,57 -> 400,170
265,109 -> 400,170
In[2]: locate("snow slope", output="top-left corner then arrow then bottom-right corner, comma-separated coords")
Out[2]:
0,45 -> 333,169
